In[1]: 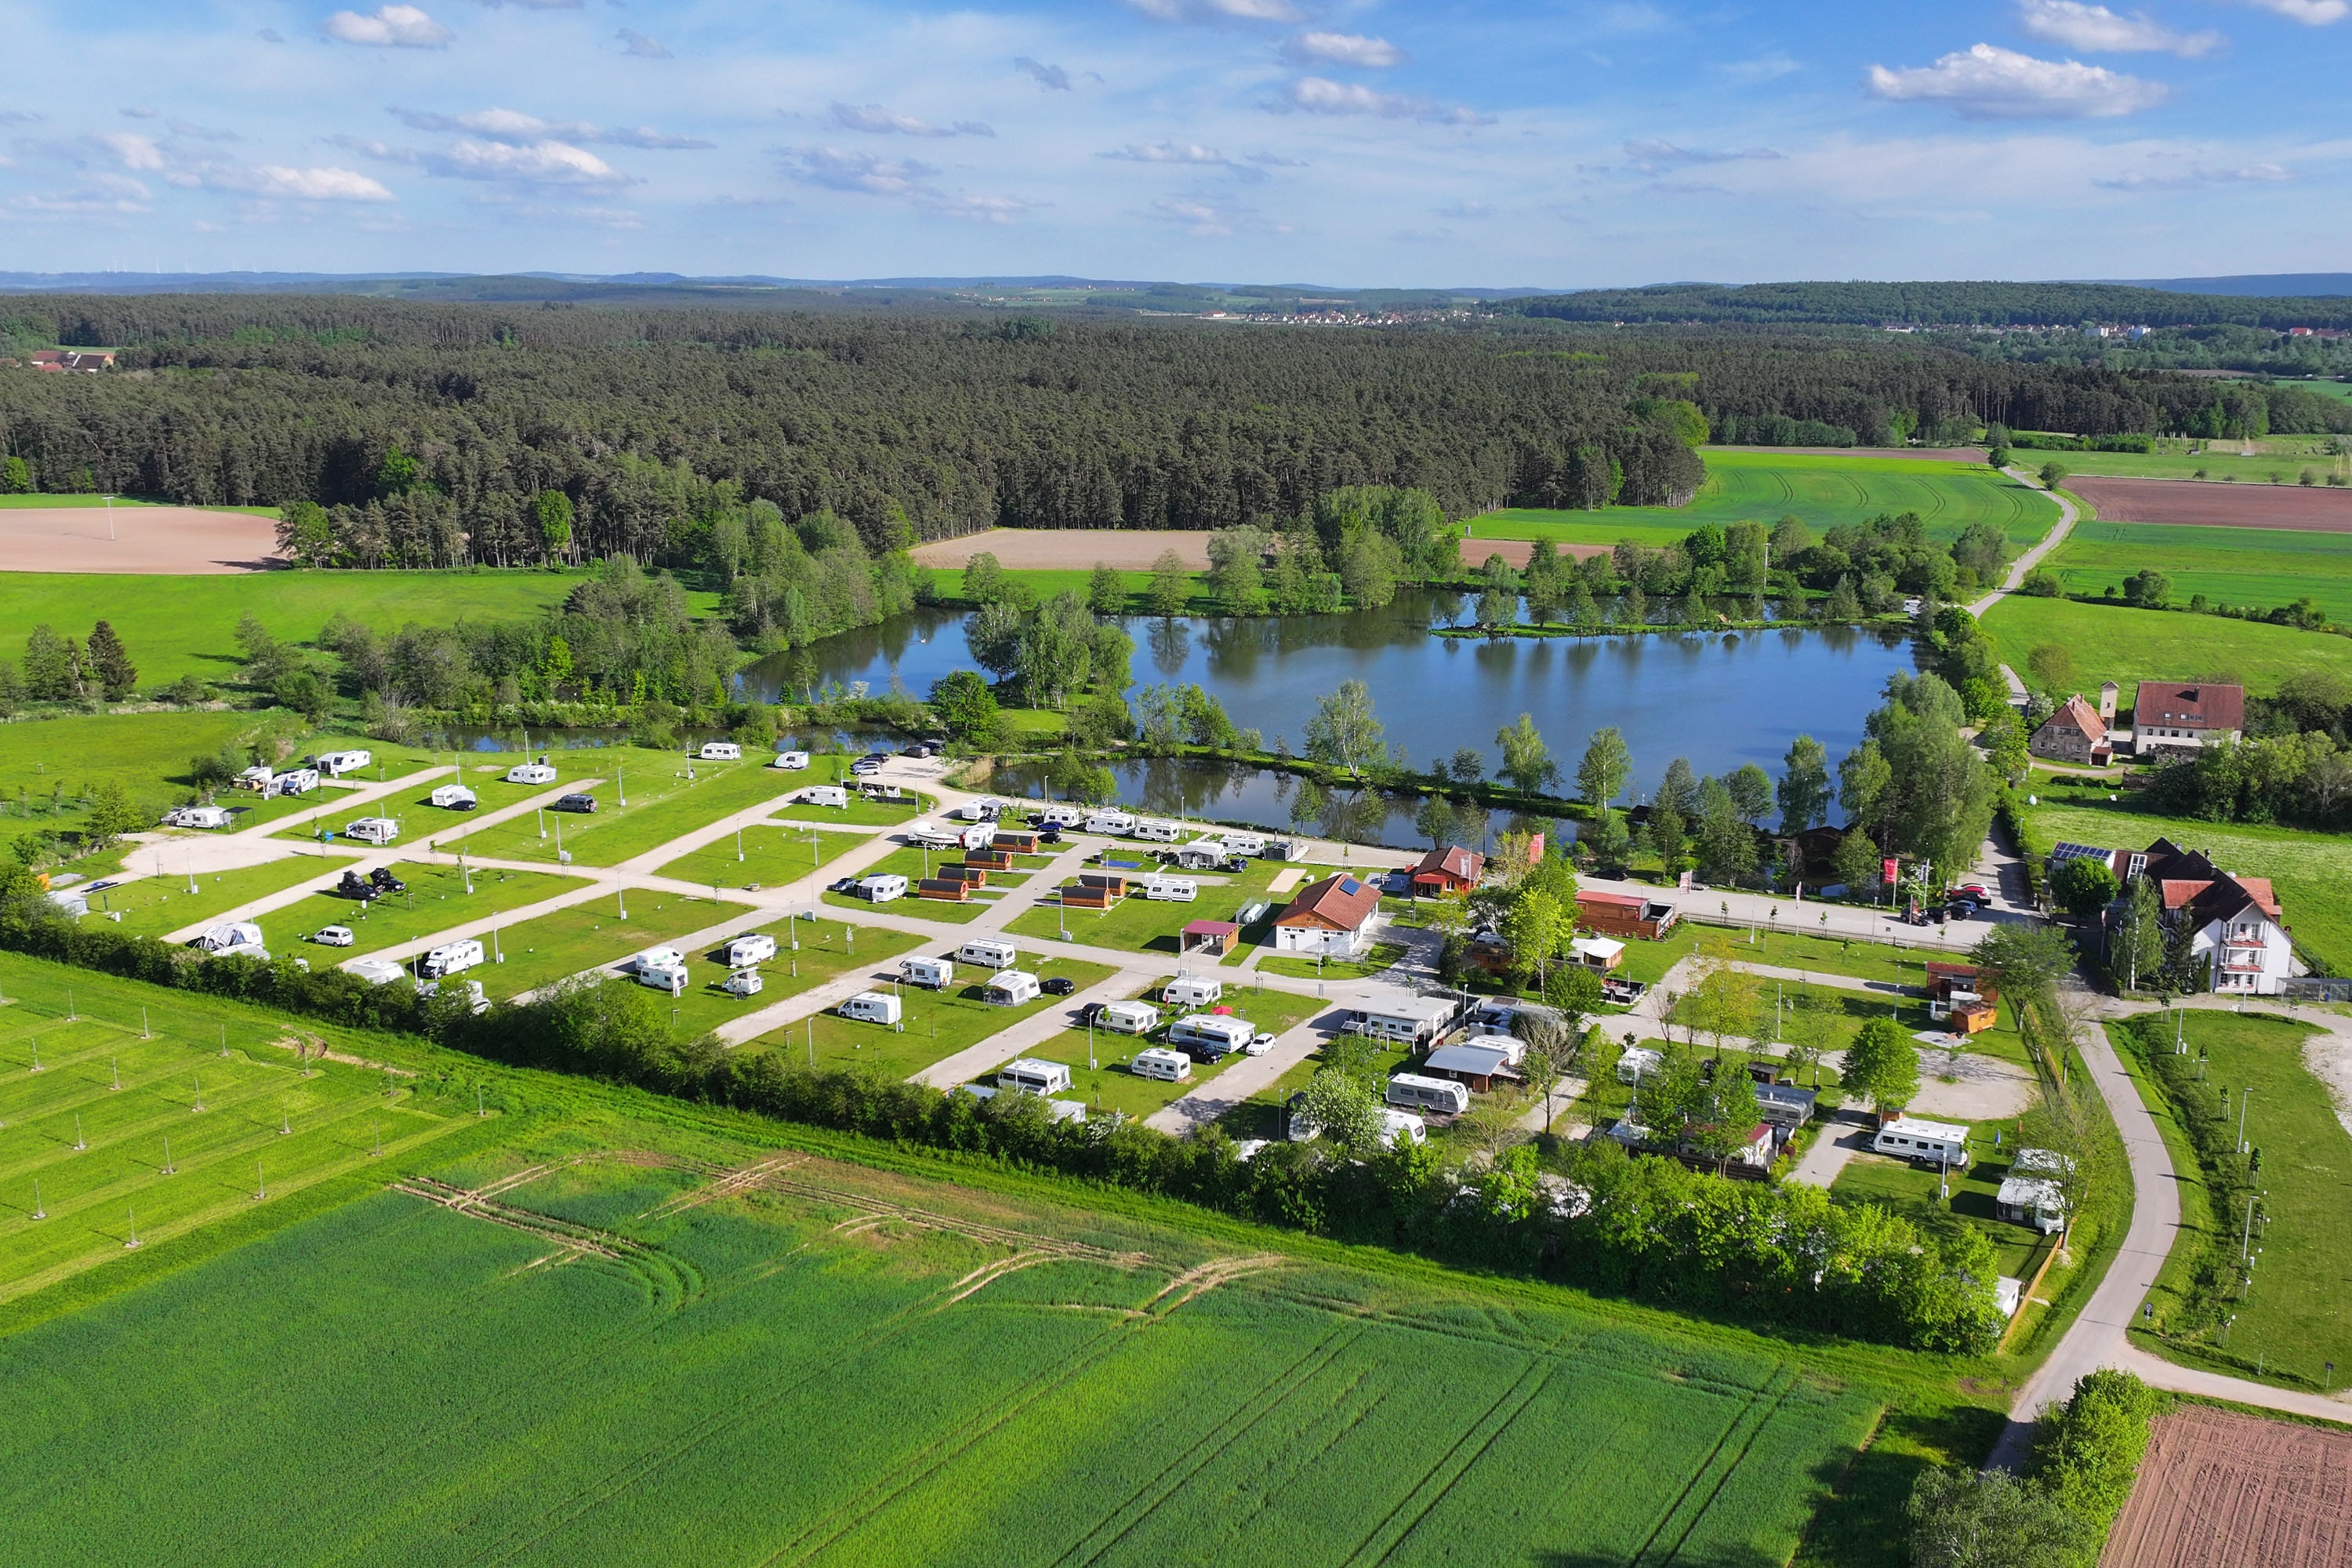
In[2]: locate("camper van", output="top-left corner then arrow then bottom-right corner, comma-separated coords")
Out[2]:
429,784 -> 478,811
984,971 -> 1043,1007
1082,810 -> 1135,836
1142,876 -> 1198,902
839,991 -> 903,1026
350,957 -> 408,985
505,760 -> 558,786
798,785 -> 850,809
629,947 -> 687,976
957,938 -> 1018,970
724,933 -> 777,968
698,741 -> 742,762
315,750 -> 372,778
770,750 -> 810,771
1162,975 -> 1222,1009
1616,1047 -> 1664,1085
1097,1000 -> 1160,1035
343,817 -> 400,845
1167,1014 -> 1254,1059
1131,1047 -> 1192,1083
163,804 -> 233,829
267,768 -> 321,799
419,938 -> 485,979
851,873 -> 907,903
1873,1117 -> 1973,1169
1385,1073 -> 1472,1116
999,1058 -> 1073,1096
1133,819 -> 1180,843
192,921 -> 266,953
899,955 -> 955,990
634,962 -> 688,997
723,969 -> 763,999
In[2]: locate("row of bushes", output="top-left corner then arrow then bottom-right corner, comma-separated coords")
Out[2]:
1907,1369 -> 2164,1566
0,907 -> 2003,1352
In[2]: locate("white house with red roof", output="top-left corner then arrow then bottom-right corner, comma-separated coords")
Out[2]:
2059,835 -> 2297,996
1271,872 -> 1383,958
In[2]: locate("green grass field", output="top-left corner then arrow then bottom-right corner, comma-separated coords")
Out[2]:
753,956 -> 1117,1080
820,844 -> 1035,923
655,821 -> 874,891
2010,438 -> 2349,483
1020,984 -> 1327,1120
0,569 -> 698,688
2042,518 -> 2352,621
263,859 -> 584,957
1980,593 -> 2352,695
0,965 -> 470,1303
439,757 -> 808,868
1830,1141 -> 2047,1281
662,919 -> 924,1040
1465,450 -> 2061,553
1004,860 -> 1288,956
77,854 -> 365,940
471,891 -> 736,999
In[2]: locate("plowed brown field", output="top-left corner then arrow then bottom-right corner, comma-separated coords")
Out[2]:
2102,1406 -> 2352,1567
0,506 -> 283,572
2073,477 -> 2352,532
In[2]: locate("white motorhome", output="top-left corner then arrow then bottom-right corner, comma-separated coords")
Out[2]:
1221,832 -> 1269,858
419,938 -> 485,979
505,760 -> 558,786
315,750 -> 373,778
960,823 -> 998,851
163,804 -> 233,829
770,750 -> 810,771
1873,1117 -> 1973,1168
193,920 -> 265,953
1083,810 -> 1135,836
957,938 -> 1018,970
430,784 -> 478,810
233,765 -> 274,792
723,969 -> 764,998
1162,975 -> 1221,1009
698,741 -> 742,762
635,963 -> 687,998
1616,1047 -> 1664,1084
1142,877 -> 1198,902
900,956 -> 955,990
417,978 -> 489,1014
908,820 -> 964,849
985,971 -> 1042,1007
1385,1073 -> 1472,1116
1167,1014 -> 1253,1058
1030,804 -> 1085,829
1131,1047 -> 1192,1083
1097,1000 -> 1160,1035
350,957 -> 408,985
839,991 -> 903,1025
343,817 -> 399,845
798,785 -> 850,809
267,768 -> 321,799
629,947 -> 687,975
1133,819 -> 1180,843
852,873 -> 907,903
999,1058 -> 1073,1096
724,933 -> 777,968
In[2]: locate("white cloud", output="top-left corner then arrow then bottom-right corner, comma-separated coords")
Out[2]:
426,139 -> 630,186
2018,0 -> 2223,55
2243,0 -> 2347,22
1269,77 -> 1490,125
1720,52 -> 1800,82
249,165 -> 398,201
927,194 -> 1036,223
1279,32 -> 1406,67
2095,158 -> 2288,188
96,132 -> 165,170
1014,57 -> 1071,90
324,5 -> 452,48
392,108 -> 712,149
15,173 -> 151,212
1102,141 -> 1235,166
615,29 -> 670,58
829,103 -> 993,138
1127,0 -> 1300,23
781,146 -> 940,195
475,0 -> 580,8
1865,43 -> 2168,118
1624,139 -> 1784,166
1149,196 -> 1238,234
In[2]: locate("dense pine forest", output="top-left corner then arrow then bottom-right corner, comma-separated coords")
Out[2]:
0,292 -> 2328,568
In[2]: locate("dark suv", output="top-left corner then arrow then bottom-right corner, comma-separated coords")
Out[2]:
553,793 -> 597,813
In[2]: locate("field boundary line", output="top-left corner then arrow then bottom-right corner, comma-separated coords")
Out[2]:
1342,1353 -> 1562,1568
1640,1362 -> 1802,1566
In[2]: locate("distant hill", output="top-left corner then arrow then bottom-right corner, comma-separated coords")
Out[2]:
2107,274 -> 2352,299
1502,280 -> 2352,330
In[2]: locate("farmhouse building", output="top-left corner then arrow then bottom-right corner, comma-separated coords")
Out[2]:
1270,873 -> 1382,958
1573,890 -> 1679,941
2045,836 -> 2297,996
2028,694 -> 2113,767
1409,844 -> 1485,897
2129,681 -> 2244,757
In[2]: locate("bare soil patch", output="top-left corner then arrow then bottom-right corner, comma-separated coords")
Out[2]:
2103,1406 -> 2352,1568
2073,477 -> 2352,533
910,528 -> 1210,570
0,506 -> 284,573
1458,538 -> 1611,569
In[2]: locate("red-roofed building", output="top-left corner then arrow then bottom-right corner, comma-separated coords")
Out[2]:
1574,889 -> 1679,941
2131,681 -> 2245,757
1410,844 -> 1485,896
2029,694 -> 2113,766
1271,873 -> 1384,957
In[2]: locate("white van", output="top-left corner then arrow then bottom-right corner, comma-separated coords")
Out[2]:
430,784 -> 477,811
900,956 -> 955,990
505,760 -> 557,786
1000,1058 -> 1074,1096
1386,1073 -> 1472,1116
315,750 -> 372,778
629,947 -> 686,975
770,750 -> 810,771
1131,1047 -> 1192,1083
419,938 -> 485,979
164,804 -> 232,829
1169,1014 -> 1254,1058
343,817 -> 399,845
1133,819 -> 1181,843
1616,1047 -> 1664,1085
724,933 -> 777,968
1083,810 -> 1135,836
1874,1117 -> 1973,1168
350,957 -> 408,985
267,768 -> 321,799
193,920 -> 265,953
985,971 -> 1043,1007
1098,1000 -> 1160,1035
852,873 -> 907,903
698,741 -> 742,762
957,938 -> 1018,970
798,785 -> 850,809
840,991 -> 903,1026
908,820 -> 964,849
1142,877 -> 1198,903
1163,975 -> 1221,1009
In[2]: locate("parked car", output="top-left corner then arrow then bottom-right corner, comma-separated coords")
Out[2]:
1958,883 -> 1991,901
553,793 -> 597,814
369,867 -> 405,895
311,925 -> 355,947
1041,975 -> 1076,996
828,877 -> 858,894
1076,1000 -> 1109,1025
336,869 -> 377,902
1036,827 -> 1063,844
1246,1031 -> 1277,1055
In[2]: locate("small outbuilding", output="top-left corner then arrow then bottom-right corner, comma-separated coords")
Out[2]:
1409,844 -> 1485,897
1180,919 -> 1240,957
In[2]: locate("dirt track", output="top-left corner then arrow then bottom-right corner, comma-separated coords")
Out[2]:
2103,1406 -> 2352,1567
2072,476 -> 2352,532
0,506 -> 284,573
909,528 -> 1211,570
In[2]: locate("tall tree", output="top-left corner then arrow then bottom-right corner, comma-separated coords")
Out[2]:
85,620 -> 136,702
535,489 -> 574,562
1777,734 -> 1831,833
1303,680 -> 1385,779
1146,549 -> 1190,616
1494,713 -> 1560,795
1842,1016 -> 1921,1110
1412,793 -> 1457,849
1693,777 -> 1759,886
1577,726 -> 1633,811
1086,561 -> 1127,617
1725,763 -> 1774,823
21,624 -> 78,701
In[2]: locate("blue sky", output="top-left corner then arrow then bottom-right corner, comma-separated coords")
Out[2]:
1,0 -> 2346,286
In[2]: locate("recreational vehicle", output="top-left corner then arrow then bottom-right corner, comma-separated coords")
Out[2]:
429,784 -> 478,811
1616,1047 -> 1664,1084
1162,975 -> 1221,1009
1142,877 -> 1198,902
851,873 -> 907,903
416,978 -> 489,1014
635,963 -> 687,997
192,921 -> 265,953
350,958 -> 408,985
798,785 -> 850,809
1385,1073 -> 1472,1116
1097,1000 -> 1160,1035
951,798 -> 1004,823
267,768 -> 320,799
697,741 -> 742,761
724,933 -> 777,968
723,969 -> 764,998
629,947 -> 687,975
984,971 -> 1042,1007
419,938 -> 485,979
1872,1117 -> 1973,1169
1167,1014 -> 1253,1059
505,760 -> 558,786
1081,811 -> 1134,836
1029,804 -> 1085,829
957,938 -> 1018,970
1131,1047 -> 1192,1083
1171,840 -> 1227,871
343,817 -> 400,845
1220,832 -> 1269,858
999,1058 -> 1073,1096
163,804 -> 232,829
899,956 -> 955,990
1133,819 -> 1180,843
839,991 -> 902,1025
770,750 -> 810,771
314,750 -> 372,778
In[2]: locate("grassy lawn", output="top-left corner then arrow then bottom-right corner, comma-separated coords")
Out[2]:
1254,941 -> 1409,982
2009,439 -> 2348,483
471,891 -> 735,998
1465,450 -> 2060,553
653,822 -> 873,891
0,569 -> 685,688
0,709 -> 269,826
1020,985 -> 1328,1120
665,919 -> 924,1040
75,854 -> 365,938
1980,593 -> 2352,696
263,860 -> 584,957
746,956 -> 1118,1080
1004,860 -> 1288,957
1830,1142 -> 2048,1280
768,794 -> 928,828
437,757 -> 801,867
2043,519 -> 2352,622
2022,798 -> 2352,975
818,844 -> 1033,924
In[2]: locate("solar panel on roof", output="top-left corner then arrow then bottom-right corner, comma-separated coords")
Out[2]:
1339,878 -> 1360,895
